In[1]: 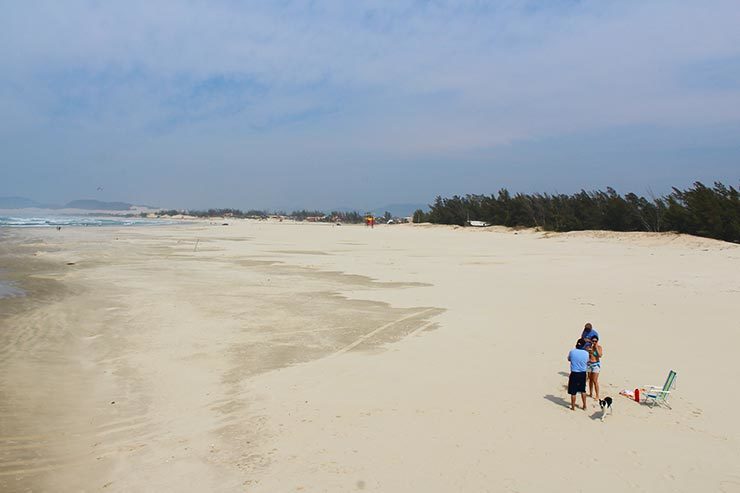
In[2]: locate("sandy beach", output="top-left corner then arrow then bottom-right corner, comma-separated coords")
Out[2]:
1,221 -> 739,492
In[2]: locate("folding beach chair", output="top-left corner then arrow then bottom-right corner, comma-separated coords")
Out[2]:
643,370 -> 677,408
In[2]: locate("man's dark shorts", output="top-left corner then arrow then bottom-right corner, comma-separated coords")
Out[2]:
568,371 -> 587,395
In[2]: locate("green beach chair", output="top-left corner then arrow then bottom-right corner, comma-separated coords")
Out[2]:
643,370 -> 677,408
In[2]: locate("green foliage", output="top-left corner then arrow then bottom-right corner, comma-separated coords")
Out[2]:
289,210 -> 326,220
424,182 -> 739,243
663,182 -> 740,241
156,208 -> 366,224
412,209 -> 428,223
427,195 -> 467,226
156,208 -> 269,218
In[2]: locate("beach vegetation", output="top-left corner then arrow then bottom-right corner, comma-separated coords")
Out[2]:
154,208 -> 371,224
412,209 -> 428,223
423,182 -> 740,243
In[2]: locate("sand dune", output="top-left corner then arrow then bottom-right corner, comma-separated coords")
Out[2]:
0,222 -> 738,492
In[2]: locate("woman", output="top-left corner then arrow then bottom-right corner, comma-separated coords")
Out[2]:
587,335 -> 603,399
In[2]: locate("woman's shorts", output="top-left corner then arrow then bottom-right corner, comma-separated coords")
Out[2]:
587,361 -> 601,373
568,372 -> 587,395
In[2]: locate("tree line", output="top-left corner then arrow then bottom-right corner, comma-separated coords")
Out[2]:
153,208 -> 368,224
412,182 -> 740,243
154,208 -> 271,219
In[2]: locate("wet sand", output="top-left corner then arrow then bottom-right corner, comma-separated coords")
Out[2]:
0,222 -> 738,492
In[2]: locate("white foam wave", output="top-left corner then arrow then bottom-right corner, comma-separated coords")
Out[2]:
0,216 -> 171,227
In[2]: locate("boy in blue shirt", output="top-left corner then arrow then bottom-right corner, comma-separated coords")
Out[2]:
567,339 -> 590,410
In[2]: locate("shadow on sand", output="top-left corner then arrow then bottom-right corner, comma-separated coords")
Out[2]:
543,394 -> 572,409
557,371 -> 569,377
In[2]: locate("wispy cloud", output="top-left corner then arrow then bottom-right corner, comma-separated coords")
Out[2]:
1,0 -> 739,207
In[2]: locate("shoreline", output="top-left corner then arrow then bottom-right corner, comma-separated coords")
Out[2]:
0,224 -> 443,491
4,211 -> 739,249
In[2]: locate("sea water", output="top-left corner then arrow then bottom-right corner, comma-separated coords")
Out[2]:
0,280 -> 24,299
0,262 -> 23,298
0,215 -> 170,227
0,215 -> 175,297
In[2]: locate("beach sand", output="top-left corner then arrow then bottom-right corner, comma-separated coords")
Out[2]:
1,222 -> 738,492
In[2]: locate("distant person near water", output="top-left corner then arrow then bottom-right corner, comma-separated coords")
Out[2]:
587,336 -> 603,400
567,338 -> 589,410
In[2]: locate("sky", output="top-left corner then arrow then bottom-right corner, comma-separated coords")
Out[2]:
1,0 -> 739,210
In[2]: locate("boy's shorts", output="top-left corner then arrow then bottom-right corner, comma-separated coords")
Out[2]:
568,372 -> 587,395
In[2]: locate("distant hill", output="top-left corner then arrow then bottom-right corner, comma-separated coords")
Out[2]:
369,203 -> 428,218
64,199 -> 134,211
0,196 -> 48,209
0,196 -> 148,211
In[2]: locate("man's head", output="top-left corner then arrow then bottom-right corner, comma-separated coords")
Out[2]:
576,338 -> 586,349
584,323 -> 592,331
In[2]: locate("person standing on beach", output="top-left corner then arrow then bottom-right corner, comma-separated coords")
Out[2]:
587,336 -> 603,399
581,322 -> 599,349
582,322 -> 598,342
567,339 -> 589,410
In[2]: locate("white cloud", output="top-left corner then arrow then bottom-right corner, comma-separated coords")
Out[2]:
3,1 -> 740,141
1,0 -> 739,205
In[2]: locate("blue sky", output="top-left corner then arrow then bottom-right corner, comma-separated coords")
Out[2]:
1,0 -> 739,210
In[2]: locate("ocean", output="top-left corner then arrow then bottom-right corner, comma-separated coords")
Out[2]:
0,215 -> 175,298
0,215 -> 169,228
0,280 -> 23,299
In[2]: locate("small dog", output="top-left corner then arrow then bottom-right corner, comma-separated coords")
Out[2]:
599,397 -> 613,421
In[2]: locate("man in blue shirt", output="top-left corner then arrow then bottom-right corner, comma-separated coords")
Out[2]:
581,323 -> 599,349
567,339 -> 590,410
582,322 -> 599,340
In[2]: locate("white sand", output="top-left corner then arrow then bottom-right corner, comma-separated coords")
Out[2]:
1,222 -> 738,492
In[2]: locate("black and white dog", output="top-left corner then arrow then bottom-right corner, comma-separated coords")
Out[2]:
599,397 -> 613,422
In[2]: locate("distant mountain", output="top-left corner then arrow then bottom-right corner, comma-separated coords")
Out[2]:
326,206 -> 363,213
0,196 -> 48,209
64,199 -> 134,211
369,203 -> 429,218
0,196 -> 147,211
